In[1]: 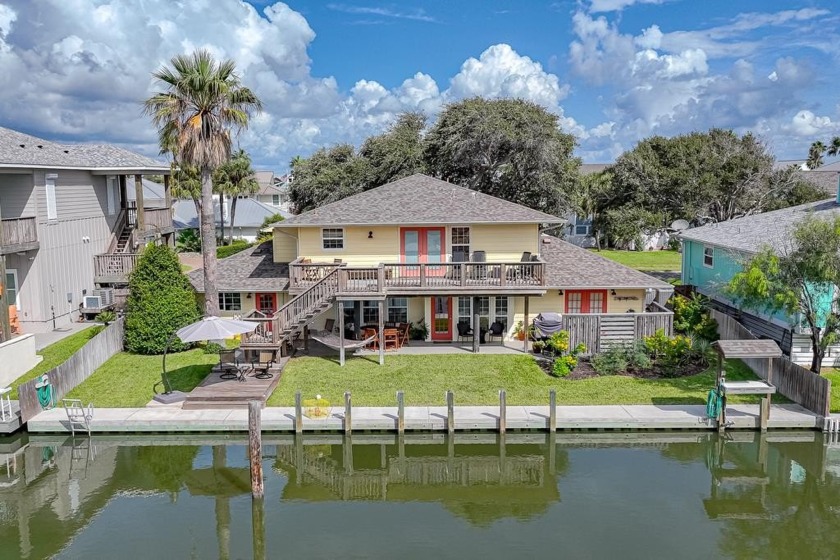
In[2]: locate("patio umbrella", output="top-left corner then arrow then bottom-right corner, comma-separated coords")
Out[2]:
155,316 -> 258,404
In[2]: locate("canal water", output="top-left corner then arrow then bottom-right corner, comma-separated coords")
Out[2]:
0,432 -> 838,559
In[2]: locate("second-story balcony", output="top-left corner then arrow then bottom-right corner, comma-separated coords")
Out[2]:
289,258 -> 546,296
0,216 -> 39,255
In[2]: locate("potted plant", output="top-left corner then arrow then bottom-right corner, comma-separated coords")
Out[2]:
532,340 -> 545,354
513,321 -> 525,341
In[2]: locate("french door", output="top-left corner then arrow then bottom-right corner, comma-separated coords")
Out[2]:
431,296 -> 452,341
401,227 -> 445,273
256,293 -> 278,315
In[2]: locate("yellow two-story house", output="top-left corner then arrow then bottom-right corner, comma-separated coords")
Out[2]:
191,174 -> 673,356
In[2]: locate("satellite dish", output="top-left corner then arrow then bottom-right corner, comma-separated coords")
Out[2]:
670,219 -> 690,231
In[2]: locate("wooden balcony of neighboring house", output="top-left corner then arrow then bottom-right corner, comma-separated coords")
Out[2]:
288,258 -> 548,297
128,204 -> 175,241
0,216 -> 39,255
93,252 -> 139,284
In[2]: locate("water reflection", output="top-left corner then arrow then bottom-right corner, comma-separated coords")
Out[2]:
0,431 -> 838,559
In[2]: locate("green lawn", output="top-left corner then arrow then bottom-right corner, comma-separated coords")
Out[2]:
8,325 -> 103,399
267,354 -> 772,407
593,249 -> 681,271
65,348 -> 219,407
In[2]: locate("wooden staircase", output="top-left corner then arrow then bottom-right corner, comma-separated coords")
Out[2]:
115,224 -> 134,253
240,266 -> 342,351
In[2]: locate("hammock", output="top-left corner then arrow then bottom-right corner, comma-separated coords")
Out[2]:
309,330 -> 378,351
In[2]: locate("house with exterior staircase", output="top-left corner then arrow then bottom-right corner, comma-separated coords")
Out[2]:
189,174 -> 674,359
0,126 -> 173,336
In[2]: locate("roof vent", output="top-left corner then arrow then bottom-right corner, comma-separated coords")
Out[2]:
18,144 -> 24,148
37,145 -> 43,149
63,150 -> 69,153
542,237 -> 551,244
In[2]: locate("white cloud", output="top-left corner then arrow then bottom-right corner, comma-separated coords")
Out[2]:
588,0 -> 663,13
787,110 -> 840,137
326,4 -> 436,23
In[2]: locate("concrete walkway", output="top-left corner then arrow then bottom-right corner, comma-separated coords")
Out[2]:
33,322 -> 96,350
26,403 -> 820,433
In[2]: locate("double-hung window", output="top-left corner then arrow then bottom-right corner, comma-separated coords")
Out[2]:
574,214 -> 592,236
451,227 -> 470,262
272,194 -> 280,206
218,292 -> 241,311
387,297 -> 408,323
703,246 -> 714,268
494,297 -> 509,329
322,228 -> 344,250
363,300 -> 379,324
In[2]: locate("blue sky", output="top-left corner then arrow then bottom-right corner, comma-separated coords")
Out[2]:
1,0 -> 838,169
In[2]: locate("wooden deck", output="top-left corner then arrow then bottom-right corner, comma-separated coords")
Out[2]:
182,358 -> 287,410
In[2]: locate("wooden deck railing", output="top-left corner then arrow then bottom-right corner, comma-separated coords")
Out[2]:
242,266 -> 341,348
0,216 -> 37,248
142,207 -> 173,232
290,259 -> 546,293
559,311 -> 673,354
93,253 -> 139,283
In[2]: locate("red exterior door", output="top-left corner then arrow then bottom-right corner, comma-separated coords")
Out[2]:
256,293 -> 278,315
565,290 -> 607,314
431,296 -> 452,341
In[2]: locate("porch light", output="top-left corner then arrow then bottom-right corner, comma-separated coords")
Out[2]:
557,290 -> 564,295
246,293 -> 252,299
610,290 -> 617,296
368,231 -> 373,239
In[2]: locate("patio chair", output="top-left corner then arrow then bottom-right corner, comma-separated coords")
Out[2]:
324,318 -> 336,334
219,350 -> 247,381
487,321 -> 506,343
383,328 -> 400,350
400,322 -> 411,347
457,321 -> 474,343
9,306 -> 20,334
251,351 -> 276,379
470,250 -> 487,282
363,327 -> 379,350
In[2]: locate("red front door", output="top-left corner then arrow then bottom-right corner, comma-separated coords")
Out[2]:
431,297 -> 452,341
256,293 -> 278,315
565,290 -> 607,314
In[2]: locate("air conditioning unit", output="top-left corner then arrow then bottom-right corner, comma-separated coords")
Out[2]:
84,295 -> 103,310
93,287 -> 115,307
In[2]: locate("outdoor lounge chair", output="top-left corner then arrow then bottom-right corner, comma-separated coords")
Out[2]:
219,350 -> 247,381
400,322 -> 411,346
251,351 -> 276,379
457,321 -> 474,343
487,321 -> 506,343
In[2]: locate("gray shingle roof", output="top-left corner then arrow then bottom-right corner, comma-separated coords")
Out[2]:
188,241 -> 289,293
679,197 -> 840,254
277,173 -> 563,227
0,126 -> 168,171
797,169 -> 840,196
540,235 -> 672,289
173,198 -> 290,229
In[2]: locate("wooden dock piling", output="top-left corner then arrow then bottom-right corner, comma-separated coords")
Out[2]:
344,391 -> 352,434
251,494 -> 265,560
499,390 -> 507,434
446,391 -> 454,433
549,389 -> 556,432
397,391 -> 405,433
248,400 -> 264,499
294,391 -> 302,434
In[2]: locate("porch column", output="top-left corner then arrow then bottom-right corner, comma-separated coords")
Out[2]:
378,299 -> 385,365
523,296 -> 529,352
338,302 -> 345,366
0,195 -> 8,341
163,173 -> 172,210
134,174 -> 145,234
119,175 -> 127,210
472,312 -> 480,354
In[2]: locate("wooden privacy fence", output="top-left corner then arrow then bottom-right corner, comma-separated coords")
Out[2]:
18,318 -> 124,423
711,310 -> 831,417
561,312 -> 673,354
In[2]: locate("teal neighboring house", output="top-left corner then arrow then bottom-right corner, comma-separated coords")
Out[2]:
679,191 -> 840,366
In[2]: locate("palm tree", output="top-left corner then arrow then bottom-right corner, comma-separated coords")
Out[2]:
807,141 -> 826,169
215,149 -> 259,244
145,50 -> 262,315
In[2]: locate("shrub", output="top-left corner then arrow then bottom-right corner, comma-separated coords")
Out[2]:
176,229 -> 201,253
671,293 -> 718,341
547,331 -> 570,354
256,213 -> 286,243
591,341 -> 651,376
532,340 -> 545,353
95,310 -> 116,325
203,341 -> 224,354
216,240 -> 252,259
410,321 -> 429,341
644,328 -> 692,376
124,244 -> 202,354
553,355 -> 577,377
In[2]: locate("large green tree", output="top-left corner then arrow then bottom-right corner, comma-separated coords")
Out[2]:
360,112 -> 426,188
144,50 -> 261,316
424,97 -> 579,215
214,149 -> 259,244
288,144 -> 369,213
125,244 -> 201,355
727,215 -> 840,373
610,129 -> 818,226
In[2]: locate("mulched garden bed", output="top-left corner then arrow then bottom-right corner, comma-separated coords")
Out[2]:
535,354 -> 706,380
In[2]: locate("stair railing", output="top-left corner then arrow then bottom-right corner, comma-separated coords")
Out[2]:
275,265 -> 342,340
105,208 -> 127,254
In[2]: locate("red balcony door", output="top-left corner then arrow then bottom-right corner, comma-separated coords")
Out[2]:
564,290 -> 607,314
431,296 -> 452,341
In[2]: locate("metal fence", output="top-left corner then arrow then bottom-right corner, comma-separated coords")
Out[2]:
711,310 -> 831,417
18,318 -> 124,423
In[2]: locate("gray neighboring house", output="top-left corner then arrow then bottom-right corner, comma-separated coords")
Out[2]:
173,197 -> 291,242
0,126 -> 173,335
251,170 -> 293,213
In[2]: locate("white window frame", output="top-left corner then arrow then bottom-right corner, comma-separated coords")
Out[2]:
272,194 -> 280,206
6,269 -> 19,310
457,296 -> 509,333
45,175 -> 57,220
703,246 -> 714,268
387,297 -> 408,324
494,297 -> 509,329
362,300 -> 379,324
574,214 -> 592,236
218,292 -> 241,311
106,176 -> 117,216
451,226 -> 470,262
322,228 -> 344,250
